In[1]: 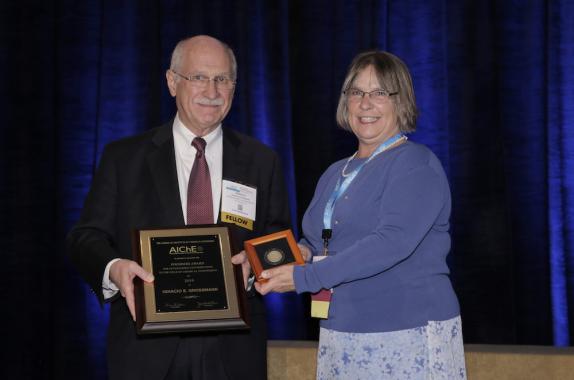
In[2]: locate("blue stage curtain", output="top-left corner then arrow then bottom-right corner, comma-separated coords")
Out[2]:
1,1 -> 574,378
547,0 -> 574,346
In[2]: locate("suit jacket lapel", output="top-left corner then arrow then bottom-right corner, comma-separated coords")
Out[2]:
220,128 -> 251,223
147,122 -> 185,226
146,126 -> 246,226
222,128 -> 250,185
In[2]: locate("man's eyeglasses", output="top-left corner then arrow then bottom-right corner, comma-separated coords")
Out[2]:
171,70 -> 236,90
344,88 -> 398,104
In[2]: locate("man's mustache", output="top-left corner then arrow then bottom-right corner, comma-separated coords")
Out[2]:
195,98 -> 224,106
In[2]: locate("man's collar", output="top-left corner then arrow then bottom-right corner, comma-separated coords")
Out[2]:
173,113 -> 222,146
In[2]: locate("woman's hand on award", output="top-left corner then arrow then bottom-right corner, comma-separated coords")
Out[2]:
254,265 -> 295,295
109,259 -> 154,321
231,250 -> 251,289
298,243 -> 312,262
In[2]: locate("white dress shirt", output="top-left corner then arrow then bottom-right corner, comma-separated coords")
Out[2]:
172,114 -> 223,222
102,114 -> 224,299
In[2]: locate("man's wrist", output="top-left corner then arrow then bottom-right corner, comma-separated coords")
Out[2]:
102,258 -> 121,299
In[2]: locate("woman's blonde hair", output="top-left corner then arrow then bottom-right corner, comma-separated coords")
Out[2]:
336,51 -> 418,133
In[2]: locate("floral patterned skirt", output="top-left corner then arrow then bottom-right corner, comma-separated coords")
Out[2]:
316,316 -> 466,379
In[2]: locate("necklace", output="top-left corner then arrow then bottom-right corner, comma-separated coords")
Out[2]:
341,135 -> 408,177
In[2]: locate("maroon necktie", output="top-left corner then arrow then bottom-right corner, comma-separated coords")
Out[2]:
186,137 -> 213,225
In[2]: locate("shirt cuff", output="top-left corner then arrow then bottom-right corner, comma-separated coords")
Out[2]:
102,258 -> 121,300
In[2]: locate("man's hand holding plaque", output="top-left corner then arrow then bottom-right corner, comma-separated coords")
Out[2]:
110,259 -> 155,321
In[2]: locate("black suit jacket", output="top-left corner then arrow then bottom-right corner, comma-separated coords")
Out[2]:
67,122 -> 291,380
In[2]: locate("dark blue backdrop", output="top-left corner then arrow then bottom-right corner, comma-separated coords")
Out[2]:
1,1 -> 574,378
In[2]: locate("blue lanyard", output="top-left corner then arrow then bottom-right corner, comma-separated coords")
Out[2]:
322,133 -> 405,231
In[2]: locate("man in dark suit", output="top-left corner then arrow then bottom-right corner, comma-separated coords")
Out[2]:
67,35 -> 291,380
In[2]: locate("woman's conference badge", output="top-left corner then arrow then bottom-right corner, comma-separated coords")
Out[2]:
310,256 -> 331,319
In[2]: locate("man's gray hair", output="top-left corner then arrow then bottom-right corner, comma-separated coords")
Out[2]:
169,36 -> 237,81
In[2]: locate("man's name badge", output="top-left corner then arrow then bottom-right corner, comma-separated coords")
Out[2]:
220,180 -> 256,230
311,256 -> 331,319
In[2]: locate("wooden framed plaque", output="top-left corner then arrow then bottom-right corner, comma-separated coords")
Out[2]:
132,225 -> 249,334
244,229 -> 305,282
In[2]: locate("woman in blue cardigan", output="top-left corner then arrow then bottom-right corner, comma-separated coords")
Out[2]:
256,50 -> 466,379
